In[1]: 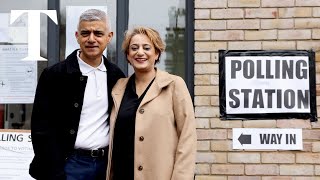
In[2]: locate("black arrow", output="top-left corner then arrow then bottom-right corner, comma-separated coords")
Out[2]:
238,133 -> 251,145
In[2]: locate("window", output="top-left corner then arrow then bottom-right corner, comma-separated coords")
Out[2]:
0,0 -> 48,129
127,0 -> 187,79
59,0 -> 117,62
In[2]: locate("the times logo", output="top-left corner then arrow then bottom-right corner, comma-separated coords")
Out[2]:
10,10 -> 58,61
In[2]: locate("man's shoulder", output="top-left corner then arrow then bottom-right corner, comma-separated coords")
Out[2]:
45,50 -> 78,74
45,60 -> 68,73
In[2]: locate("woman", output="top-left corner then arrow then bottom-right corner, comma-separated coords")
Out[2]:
107,26 -> 196,180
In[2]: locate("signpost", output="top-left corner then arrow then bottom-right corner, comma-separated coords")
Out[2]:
219,50 -> 317,121
233,128 -> 303,150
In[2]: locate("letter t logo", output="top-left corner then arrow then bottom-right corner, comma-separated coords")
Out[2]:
10,10 -> 58,61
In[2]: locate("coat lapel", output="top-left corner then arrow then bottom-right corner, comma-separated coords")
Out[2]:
112,78 -> 129,111
139,81 -> 161,107
139,69 -> 173,107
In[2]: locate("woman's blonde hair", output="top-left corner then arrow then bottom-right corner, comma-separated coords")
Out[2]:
122,26 -> 165,63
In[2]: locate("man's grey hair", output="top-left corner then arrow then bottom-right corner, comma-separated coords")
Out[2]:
77,9 -> 111,31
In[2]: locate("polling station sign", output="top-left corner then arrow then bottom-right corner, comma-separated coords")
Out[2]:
0,130 -> 34,180
219,50 -> 317,121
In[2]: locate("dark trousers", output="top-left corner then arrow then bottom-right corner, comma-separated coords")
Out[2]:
64,153 -> 107,180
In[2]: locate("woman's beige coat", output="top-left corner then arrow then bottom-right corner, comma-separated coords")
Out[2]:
106,69 -> 197,180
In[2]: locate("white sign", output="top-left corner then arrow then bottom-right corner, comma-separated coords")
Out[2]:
0,131 -> 34,180
0,45 -> 37,104
65,6 -> 108,58
0,13 -> 28,43
225,56 -> 310,114
233,128 -> 303,150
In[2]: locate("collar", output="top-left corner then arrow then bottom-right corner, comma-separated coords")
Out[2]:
77,50 -> 107,74
112,68 -> 174,94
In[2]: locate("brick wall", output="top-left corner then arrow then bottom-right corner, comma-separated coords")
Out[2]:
194,0 -> 320,179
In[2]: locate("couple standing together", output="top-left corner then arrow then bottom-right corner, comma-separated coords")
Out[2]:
29,9 -> 196,180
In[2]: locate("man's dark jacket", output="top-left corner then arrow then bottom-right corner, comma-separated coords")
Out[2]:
29,50 -> 125,180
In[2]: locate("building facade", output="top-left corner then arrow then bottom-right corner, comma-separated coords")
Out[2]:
195,0 -> 320,179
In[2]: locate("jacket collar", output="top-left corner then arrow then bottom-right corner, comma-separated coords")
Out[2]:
66,49 -> 110,74
154,68 -> 174,89
76,50 -> 106,74
141,69 -> 173,106
65,49 -> 81,74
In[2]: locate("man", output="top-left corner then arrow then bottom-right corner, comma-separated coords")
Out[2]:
29,9 -> 125,180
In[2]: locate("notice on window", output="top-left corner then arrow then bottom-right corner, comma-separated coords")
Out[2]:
0,13 -> 28,43
0,45 -> 37,104
0,130 -> 34,180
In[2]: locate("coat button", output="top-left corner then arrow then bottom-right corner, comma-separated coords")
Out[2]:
139,109 -> 144,114
74,103 -> 79,108
80,77 -> 84,81
139,136 -> 144,141
138,166 -> 143,171
69,129 -> 75,134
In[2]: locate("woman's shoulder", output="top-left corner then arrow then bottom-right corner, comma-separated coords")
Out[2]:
156,69 -> 186,87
